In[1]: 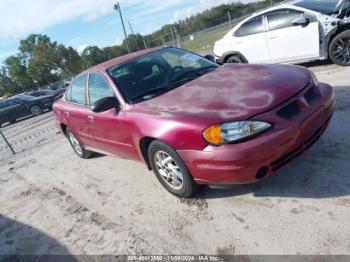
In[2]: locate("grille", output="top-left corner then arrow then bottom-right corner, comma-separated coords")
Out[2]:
304,87 -> 316,103
277,101 -> 300,119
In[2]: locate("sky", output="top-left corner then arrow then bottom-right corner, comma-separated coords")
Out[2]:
0,0 -> 254,64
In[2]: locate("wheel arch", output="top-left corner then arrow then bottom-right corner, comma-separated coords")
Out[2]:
327,23 -> 350,49
60,123 -> 68,136
139,136 -> 157,170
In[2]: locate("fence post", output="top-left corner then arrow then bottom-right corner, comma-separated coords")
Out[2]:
228,11 -> 232,28
143,38 -> 148,49
170,28 -> 177,47
173,27 -> 182,48
0,129 -> 15,155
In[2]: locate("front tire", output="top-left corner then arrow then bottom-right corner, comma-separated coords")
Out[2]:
30,105 -> 43,116
226,55 -> 244,64
148,140 -> 199,198
329,30 -> 350,66
66,128 -> 93,159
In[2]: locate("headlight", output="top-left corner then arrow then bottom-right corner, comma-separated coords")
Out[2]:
203,121 -> 271,145
309,70 -> 319,87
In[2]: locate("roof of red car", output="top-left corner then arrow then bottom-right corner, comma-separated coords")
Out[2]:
81,47 -> 163,74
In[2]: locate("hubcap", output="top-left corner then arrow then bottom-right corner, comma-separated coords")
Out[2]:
332,36 -> 350,64
154,151 -> 184,190
30,106 -> 41,115
69,132 -> 83,155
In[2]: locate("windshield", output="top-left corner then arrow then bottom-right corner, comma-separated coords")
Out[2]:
107,48 -> 218,104
294,0 -> 341,15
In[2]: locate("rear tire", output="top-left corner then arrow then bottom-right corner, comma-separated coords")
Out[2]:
66,128 -> 93,159
148,140 -> 199,198
226,55 -> 244,64
329,30 -> 350,66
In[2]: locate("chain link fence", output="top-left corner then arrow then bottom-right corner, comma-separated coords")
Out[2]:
143,14 -> 249,55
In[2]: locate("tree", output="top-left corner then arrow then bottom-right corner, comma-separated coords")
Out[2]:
80,46 -> 108,69
57,45 -> 82,78
3,55 -> 33,93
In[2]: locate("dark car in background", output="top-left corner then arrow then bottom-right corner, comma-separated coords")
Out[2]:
15,91 -> 55,114
0,91 -> 55,127
0,98 -> 30,127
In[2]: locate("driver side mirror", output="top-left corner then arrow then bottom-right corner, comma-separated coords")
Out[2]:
92,97 -> 120,113
292,17 -> 310,27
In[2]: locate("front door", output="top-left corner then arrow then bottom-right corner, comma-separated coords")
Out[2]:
266,9 -> 320,63
86,72 -> 137,160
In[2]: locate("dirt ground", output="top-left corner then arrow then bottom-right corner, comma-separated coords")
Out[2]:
0,63 -> 350,256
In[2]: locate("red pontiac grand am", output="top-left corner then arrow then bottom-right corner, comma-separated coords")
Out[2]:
53,47 -> 335,197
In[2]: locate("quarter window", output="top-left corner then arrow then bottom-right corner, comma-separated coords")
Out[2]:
236,16 -> 264,37
69,75 -> 87,105
88,73 -> 115,105
267,9 -> 310,31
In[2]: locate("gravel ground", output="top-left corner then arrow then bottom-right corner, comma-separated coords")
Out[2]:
0,63 -> 349,257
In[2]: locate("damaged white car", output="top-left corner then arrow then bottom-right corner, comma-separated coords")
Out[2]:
213,0 -> 350,66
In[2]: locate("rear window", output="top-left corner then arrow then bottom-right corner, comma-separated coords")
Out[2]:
236,16 -> 264,37
294,0 -> 339,15
68,75 -> 87,105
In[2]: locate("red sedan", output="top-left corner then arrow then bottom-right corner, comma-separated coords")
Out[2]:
53,47 -> 335,197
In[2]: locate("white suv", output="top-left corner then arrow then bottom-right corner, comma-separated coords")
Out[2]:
213,0 -> 350,66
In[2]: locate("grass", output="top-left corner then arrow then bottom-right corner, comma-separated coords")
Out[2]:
181,26 -> 230,55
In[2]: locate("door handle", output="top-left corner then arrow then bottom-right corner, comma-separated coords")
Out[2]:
269,35 -> 278,40
87,116 -> 94,121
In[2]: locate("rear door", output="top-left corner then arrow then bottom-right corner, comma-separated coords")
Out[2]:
232,15 -> 270,63
266,9 -> 320,63
86,72 -> 137,159
64,75 -> 93,146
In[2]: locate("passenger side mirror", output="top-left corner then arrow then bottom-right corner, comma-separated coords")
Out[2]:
292,17 -> 309,27
92,97 -> 120,113
204,54 -> 216,63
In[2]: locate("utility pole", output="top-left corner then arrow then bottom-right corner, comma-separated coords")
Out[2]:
113,2 -> 130,53
128,21 -> 139,51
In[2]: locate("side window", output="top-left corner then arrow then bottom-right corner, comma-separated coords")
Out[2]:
69,75 -> 87,105
6,100 -> 20,106
235,16 -> 264,37
267,9 -> 306,31
88,73 -> 115,106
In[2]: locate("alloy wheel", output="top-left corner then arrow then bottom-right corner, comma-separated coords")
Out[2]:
154,151 -> 184,190
30,105 -> 42,116
68,132 -> 83,156
331,36 -> 350,65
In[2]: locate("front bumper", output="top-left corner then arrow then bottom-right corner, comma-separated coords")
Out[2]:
177,83 -> 335,185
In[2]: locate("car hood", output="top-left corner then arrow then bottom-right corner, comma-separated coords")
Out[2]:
133,64 -> 311,122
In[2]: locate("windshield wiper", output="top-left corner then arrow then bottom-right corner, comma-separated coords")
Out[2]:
129,66 -> 218,103
129,86 -> 169,103
168,65 -> 218,84
129,77 -> 197,103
